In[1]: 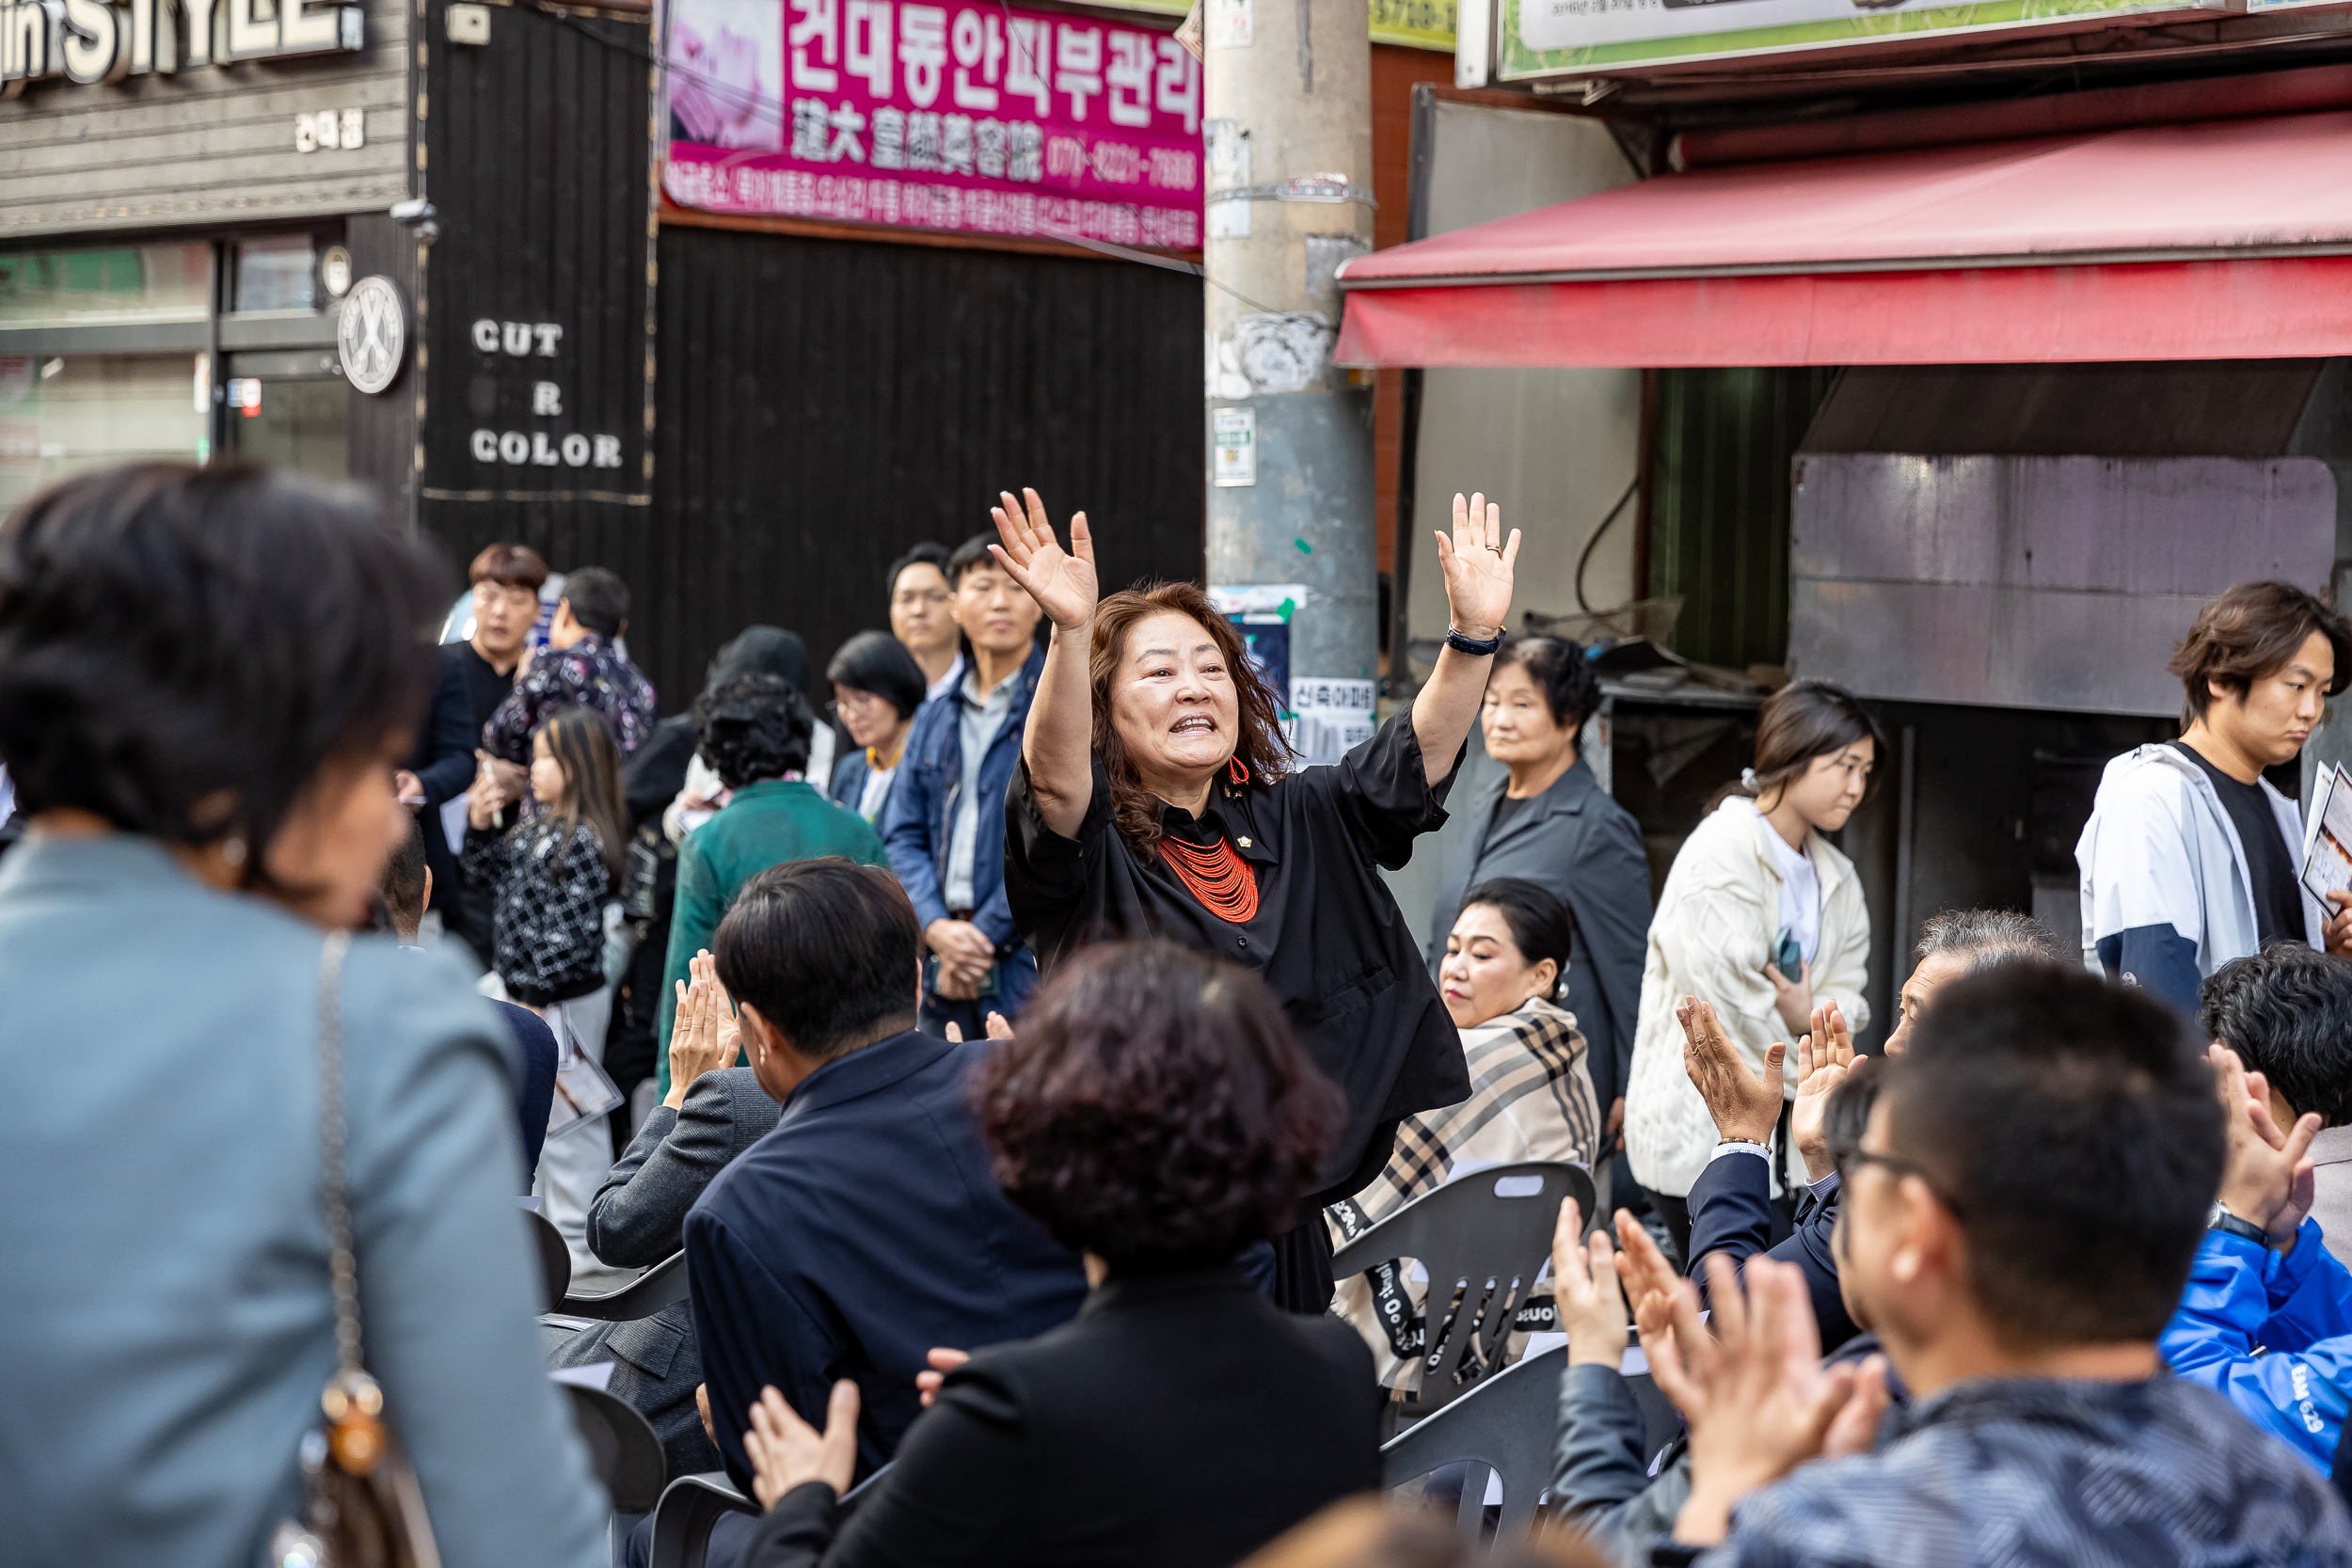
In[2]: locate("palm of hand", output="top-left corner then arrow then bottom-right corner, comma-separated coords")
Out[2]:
1442,540 -> 1512,631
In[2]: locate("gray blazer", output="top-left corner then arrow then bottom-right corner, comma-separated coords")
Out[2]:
1424,757 -> 1653,1110
0,835 -> 604,1568
548,1067 -> 781,1477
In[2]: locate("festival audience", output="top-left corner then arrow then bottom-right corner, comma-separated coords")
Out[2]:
2080,580 -> 2352,1014
1329,877 -> 1601,1391
2159,1042 -> 2352,1477
380,816 -> 556,1181
1648,964 -> 2351,1564
684,859 -> 1088,1497
882,533 -> 1047,1037
0,463 -> 604,1566
1422,636 -> 1649,1191
731,941 -> 1380,1568
464,705 -> 630,1278
827,629 -> 929,827
1627,680 -> 1882,1257
437,541 -> 550,965
664,626 -> 834,844
887,541 -> 965,700
2201,942 -> 2352,1265
654,670 -> 888,1099
483,563 -> 658,768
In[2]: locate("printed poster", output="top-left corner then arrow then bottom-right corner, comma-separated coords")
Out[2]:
663,0 -> 1205,248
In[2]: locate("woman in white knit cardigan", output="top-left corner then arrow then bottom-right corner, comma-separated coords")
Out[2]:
1624,680 -> 1884,1254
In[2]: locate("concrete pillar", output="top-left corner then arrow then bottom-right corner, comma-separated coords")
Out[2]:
1202,0 -> 1378,702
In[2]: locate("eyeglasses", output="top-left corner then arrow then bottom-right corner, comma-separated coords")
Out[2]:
1834,1148 -> 1966,1217
831,689 -> 888,716
892,589 -> 950,611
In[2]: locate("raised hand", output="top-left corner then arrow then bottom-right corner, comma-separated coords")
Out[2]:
988,487 -> 1098,632
1432,492 -> 1519,641
1679,996 -> 1784,1147
743,1381 -> 859,1509
665,951 -> 738,1107
1790,1000 -> 1855,1181
1551,1198 -> 1629,1369
2212,1044 -> 2321,1245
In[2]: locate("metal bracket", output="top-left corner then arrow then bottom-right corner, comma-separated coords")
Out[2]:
1207,173 -> 1378,208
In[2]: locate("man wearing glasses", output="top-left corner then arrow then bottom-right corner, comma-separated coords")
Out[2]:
886,543 -> 967,703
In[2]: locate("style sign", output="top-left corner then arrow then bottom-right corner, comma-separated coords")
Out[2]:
336,276 -> 405,396
661,0 -> 1204,248
1502,0 -> 2226,74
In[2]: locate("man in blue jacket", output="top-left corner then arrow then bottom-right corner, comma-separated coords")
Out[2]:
882,533 -> 1046,1037
2160,1042 -> 2352,1475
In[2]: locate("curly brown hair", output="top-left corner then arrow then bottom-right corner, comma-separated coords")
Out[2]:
1089,581 -> 1293,857
972,941 -> 1342,1273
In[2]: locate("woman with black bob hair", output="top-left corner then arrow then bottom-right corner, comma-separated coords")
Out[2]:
824,630 -> 928,827
0,465 -> 605,1564
1625,678 -> 1884,1256
729,942 -> 1383,1568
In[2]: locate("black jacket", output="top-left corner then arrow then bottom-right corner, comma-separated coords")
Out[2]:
742,1265 -> 1381,1568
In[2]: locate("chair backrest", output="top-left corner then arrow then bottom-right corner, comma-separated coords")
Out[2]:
525,1202 -> 570,1310
1329,1160 -> 1594,1418
561,1251 -> 689,1322
1380,1341 -> 1566,1547
563,1383 -> 669,1513
646,1472 -> 757,1568
1622,1370 -> 1683,1471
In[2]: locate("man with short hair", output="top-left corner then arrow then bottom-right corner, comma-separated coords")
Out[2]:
2079,579 -> 2352,1015
684,861 -> 1086,1497
483,562 -> 658,766
882,534 -> 1046,1037
2202,942 -> 2352,1266
886,543 -> 965,702
1650,964 -> 2352,1565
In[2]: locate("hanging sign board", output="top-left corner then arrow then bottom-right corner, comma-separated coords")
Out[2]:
662,0 -> 1204,248
1501,0 -> 2227,76
1087,0 -> 1457,52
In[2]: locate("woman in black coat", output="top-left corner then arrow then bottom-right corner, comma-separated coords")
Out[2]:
730,942 -> 1383,1568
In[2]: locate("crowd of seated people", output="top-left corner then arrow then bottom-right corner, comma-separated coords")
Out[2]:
21,459 -> 2352,1568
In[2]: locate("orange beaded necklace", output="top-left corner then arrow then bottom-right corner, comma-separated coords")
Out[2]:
1158,754 -> 1260,924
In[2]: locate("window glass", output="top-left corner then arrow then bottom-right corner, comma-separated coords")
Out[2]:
0,245 -> 213,326
226,375 -> 348,481
0,353 -> 210,519
234,235 -> 319,312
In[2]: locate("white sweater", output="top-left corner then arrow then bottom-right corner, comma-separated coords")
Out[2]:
1625,797 -> 1872,1198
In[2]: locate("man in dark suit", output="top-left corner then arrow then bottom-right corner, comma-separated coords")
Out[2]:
685,860 -> 1088,1495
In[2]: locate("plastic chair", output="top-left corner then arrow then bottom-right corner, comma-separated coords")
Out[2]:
645,1462 -> 897,1565
1622,1370 -> 1683,1470
1330,1161 -> 1594,1419
563,1383 -> 669,1513
524,1202 -> 570,1311
559,1251 -> 689,1322
1382,1341 -> 1566,1548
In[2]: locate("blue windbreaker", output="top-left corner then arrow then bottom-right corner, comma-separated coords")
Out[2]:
2159,1217 -> 2352,1473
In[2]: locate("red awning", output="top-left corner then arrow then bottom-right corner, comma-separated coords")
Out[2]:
1333,110 -> 2352,368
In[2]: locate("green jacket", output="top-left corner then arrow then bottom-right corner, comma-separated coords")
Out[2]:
656,779 -> 890,1097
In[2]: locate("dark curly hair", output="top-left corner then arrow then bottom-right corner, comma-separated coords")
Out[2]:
1491,634 -> 1599,733
2201,942 -> 2352,1126
692,670 -> 815,790
974,942 -> 1342,1273
0,463 -> 443,883
1089,581 -> 1294,858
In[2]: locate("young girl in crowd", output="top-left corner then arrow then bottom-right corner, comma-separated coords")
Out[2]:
1623,679 -> 1883,1258
465,705 -> 628,1277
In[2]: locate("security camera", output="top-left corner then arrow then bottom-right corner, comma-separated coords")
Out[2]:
389,198 -> 441,244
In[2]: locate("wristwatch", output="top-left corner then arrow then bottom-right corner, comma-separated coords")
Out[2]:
2207,1202 -> 2271,1246
1445,626 -> 1504,657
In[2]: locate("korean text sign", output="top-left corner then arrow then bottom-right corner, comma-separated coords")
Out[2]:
664,0 -> 1203,248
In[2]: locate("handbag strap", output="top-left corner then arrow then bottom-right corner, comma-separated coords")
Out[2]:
317,929 -> 364,1379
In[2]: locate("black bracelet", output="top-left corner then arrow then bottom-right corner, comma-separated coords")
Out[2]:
1445,626 -> 1503,657
2208,1209 -> 2270,1246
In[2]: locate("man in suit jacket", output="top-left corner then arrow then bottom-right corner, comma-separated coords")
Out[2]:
685,861 -> 1088,1495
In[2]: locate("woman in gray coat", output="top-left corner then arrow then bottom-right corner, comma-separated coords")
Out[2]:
0,465 -> 606,1568
1424,636 -> 1652,1162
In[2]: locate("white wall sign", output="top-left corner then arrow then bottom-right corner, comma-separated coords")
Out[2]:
2,0 -> 361,90
336,275 -> 405,396
1212,405 -> 1256,486
464,316 -> 621,469
1208,0 -> 1252,46
1289,675 -> 1376,766
294,107 -> 364,150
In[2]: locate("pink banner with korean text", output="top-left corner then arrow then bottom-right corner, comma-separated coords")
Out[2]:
662,0 -> 1202,249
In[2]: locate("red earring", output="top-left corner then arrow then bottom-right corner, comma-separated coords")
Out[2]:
1228,755 -> 1251,785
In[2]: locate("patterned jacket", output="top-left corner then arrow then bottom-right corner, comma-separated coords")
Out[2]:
1679,1373 -> 2352,1568
1326,997 -> 1598,1391
481,631 -> 657,764
462,816 -> 612,1006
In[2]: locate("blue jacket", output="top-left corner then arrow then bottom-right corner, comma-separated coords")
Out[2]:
881,644 -> 1045,1012
1686,1147 -> 1858,1354
2160,1218 -> 2352,1474
684,1028 -> 1088,1494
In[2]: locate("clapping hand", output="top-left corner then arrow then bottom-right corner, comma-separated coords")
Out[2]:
1551,1198 -> 1629,1369
914,1347 -> 970,1408
1433,492 -> 1519,641
743,1382 -> 859,1510
2212,1044 -> 2321,1247
988,487 -> 1099,633
464,763 -> 505,832
942,1012 -> 1013,1043
1654,1256 -> 1865,1547
1679,996 -> 1784,1148
1791,1000 -> 1855,1181
663,951 -> 739,1108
